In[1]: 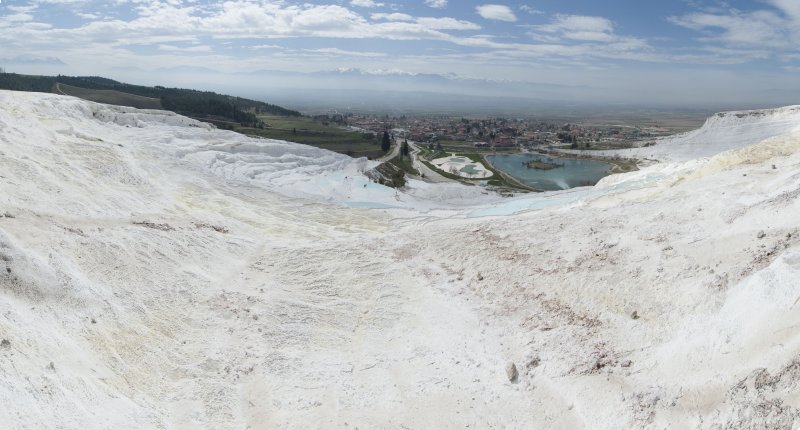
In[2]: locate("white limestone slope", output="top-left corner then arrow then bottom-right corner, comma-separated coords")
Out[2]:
1,90 -> 800,429
613,105 -> 800,162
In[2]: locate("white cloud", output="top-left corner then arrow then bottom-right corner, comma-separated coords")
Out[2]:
0,55 -> 64,65
76,12 -> 100,20
476,4 -> 517,22
669,11 -> 789,48
519,5 -> 542,15
306,47 -> 387,57
157,44 -> 212,52
251,44 -> 284,50
7,5 -> 39,13
27,0 -> 91,3
667,0 -> 800,52
0,1 -> 653,74
1,0 -> 787,87
424,0 -> 448,9
4,13 -> 36,23
371,12 -> 478,30
350,0 -> 383,8
535,15 -> 618,42
768,0 -> 800,20
539,15 -> 614,34
417,17 -> 480,31
371,13 -> 414,22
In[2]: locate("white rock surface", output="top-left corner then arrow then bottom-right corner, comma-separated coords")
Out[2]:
1,90 -> 800,428
614,105 -> 800,162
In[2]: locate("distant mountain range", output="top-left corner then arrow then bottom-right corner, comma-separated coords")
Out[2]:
119,67 -> 721,116
71,66 -> 584,115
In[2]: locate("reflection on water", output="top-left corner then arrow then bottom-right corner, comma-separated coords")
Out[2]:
486,153 -> 612,190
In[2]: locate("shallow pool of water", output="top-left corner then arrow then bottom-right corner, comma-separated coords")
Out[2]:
486,153 -> 612,190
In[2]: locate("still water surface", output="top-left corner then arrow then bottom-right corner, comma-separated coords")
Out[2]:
486,153 -> 612,190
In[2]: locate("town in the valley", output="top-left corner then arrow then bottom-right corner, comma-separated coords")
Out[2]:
312,112 -> 687,151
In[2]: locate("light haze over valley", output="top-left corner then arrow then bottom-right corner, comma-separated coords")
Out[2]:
4,0 -> 800,110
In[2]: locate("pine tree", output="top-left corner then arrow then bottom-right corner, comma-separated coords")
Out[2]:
381,131 -> 391,153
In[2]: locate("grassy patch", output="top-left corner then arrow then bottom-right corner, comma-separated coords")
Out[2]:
606,158 -> 639,173
237,115 -> 384,159
419,148 -> 448,160
372,160 -> 407,188
258,115 -> 341,132
56,83 -> 162,109
387,154 -> 418,176
237,118 -> 384,159
436,139 -> 472,147
419,159 -> 475,184
525,160 -> 561,170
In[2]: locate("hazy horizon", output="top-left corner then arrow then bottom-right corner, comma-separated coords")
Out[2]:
2,0 -> 800,111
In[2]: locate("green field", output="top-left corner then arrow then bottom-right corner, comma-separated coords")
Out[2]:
237,115 -> 385,159
258,115 -> 340,132
55,83 -> 163,109
387,153 -> 417,176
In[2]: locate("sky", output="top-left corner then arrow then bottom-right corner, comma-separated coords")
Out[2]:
2,0 -> 800,108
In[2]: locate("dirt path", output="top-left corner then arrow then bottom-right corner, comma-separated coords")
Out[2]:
375,139 -> 401,163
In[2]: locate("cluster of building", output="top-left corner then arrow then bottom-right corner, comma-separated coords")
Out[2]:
319,113 -> 675,150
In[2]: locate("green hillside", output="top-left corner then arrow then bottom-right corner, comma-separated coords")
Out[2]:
237,114 -> 385,159
55,83 -> 163,110
0,73 -> 300,129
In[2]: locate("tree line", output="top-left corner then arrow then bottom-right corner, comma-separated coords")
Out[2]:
0,73 -> 301,127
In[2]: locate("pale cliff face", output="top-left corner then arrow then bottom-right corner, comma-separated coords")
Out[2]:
1,90 -> 799,429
